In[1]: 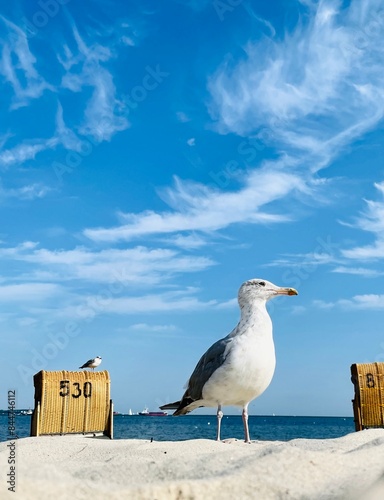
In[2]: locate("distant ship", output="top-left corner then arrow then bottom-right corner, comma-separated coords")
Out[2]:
138,407 -> 168,416
20,408 -> 33,416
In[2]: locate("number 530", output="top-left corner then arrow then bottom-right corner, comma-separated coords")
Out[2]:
59,380 -> 92,398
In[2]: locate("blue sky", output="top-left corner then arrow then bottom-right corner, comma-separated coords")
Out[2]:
1,0 -> 384,417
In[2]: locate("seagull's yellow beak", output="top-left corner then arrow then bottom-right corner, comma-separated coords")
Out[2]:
276,287 -> 298,296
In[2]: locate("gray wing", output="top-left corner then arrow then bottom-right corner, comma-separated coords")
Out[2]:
80,358 -> 93,368
173,335 -> 233,414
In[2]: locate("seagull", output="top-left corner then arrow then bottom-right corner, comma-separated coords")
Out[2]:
79,356 -> 102,371
160,279 -> 298,443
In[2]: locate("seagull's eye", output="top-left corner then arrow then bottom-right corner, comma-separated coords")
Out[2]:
259,281 -> 266,286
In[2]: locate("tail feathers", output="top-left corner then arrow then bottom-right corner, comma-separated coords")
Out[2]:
160,396 -> 196,416
161,396 -> 200,415
159,401 -> 180,410
173,406 -> 191,416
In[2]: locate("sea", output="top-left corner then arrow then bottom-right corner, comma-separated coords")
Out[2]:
0,411 -> 355,443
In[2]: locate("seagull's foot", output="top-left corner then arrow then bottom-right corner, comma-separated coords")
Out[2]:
215,438 -> 253,444
221,438 -> 238,444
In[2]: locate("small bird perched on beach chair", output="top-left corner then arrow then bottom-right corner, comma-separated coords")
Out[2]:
160,279 -> 298,443
79,356 -> 102,371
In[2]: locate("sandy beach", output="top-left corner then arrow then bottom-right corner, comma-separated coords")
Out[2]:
1,429 -> 384,499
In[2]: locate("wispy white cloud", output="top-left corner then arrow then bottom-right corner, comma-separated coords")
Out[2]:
314,294 -> 384,310
54,103 -> 84,152
129,323 -> 179,332
208,0 -> 384,170
77,289 -> 218,316
59,22 -> 129,142
242,3 -> 276,37
215,297 -> 238,310
120,35 -> 135,47
0,139 -> 57,168
161,233 -> 208,250
0,241 -> 217,324
82,0 -> 384,248
0,16 -> 130,170
341,182 -> 384,260
332,266 -> 383,277
114,18 -> 146,48
176,111 -> 191,123
125,322 -> 181,339
0,243 -> 214,285
0,283 -> 62,302
266,250 -> 338,268
31,285 -> 228,324
343,240 -> 384,261
291,305 -> 306,315
264,180 -> 384,274
0,133 -> 12,149
17,317 -> 38,327
0,182 -> 52,201
0,17 -> 53,108
84,165 -> 311,242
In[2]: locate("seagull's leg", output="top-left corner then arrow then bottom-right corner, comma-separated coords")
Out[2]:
216,404 -> 223,441
242,404 -> 251,443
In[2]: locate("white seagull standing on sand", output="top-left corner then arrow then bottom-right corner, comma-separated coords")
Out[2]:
160,279 -> 298,443
79,356 -> 102,371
